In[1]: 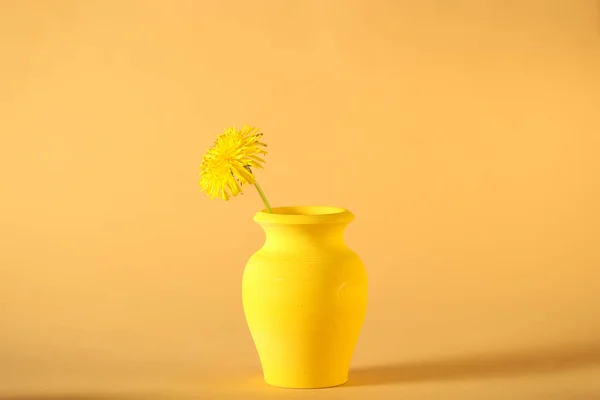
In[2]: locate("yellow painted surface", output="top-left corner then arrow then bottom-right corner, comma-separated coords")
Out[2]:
243,207 -> 368,388
1,1 -> 600,398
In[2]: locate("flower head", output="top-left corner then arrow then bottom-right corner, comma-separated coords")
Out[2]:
199,125 -> 267,201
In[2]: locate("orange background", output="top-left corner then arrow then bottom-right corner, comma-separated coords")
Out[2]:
1,1 -> 600,399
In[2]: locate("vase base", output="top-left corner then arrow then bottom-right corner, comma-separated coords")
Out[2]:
264,377 -> 348,389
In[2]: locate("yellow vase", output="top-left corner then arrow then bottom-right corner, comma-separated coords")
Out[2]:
242,206 -> 368,389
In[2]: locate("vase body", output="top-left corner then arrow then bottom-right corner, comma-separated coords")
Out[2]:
242,206 -> 368,388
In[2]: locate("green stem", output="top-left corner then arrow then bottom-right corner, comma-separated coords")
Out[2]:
253,180 -> 272,213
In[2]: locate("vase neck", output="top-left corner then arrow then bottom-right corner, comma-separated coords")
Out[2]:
258,222 -> 350,255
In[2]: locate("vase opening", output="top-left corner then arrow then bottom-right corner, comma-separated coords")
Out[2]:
269,206 -> 346,216
254,206 -> 354,225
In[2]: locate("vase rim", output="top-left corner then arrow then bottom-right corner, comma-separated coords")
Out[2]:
254,206 -> 354,225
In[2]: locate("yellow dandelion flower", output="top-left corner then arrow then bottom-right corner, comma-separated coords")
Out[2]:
199,125 -> 272,212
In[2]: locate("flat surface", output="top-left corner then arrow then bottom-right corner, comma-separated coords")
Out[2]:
2,364 -> 600,399
1,0 -> 600,399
